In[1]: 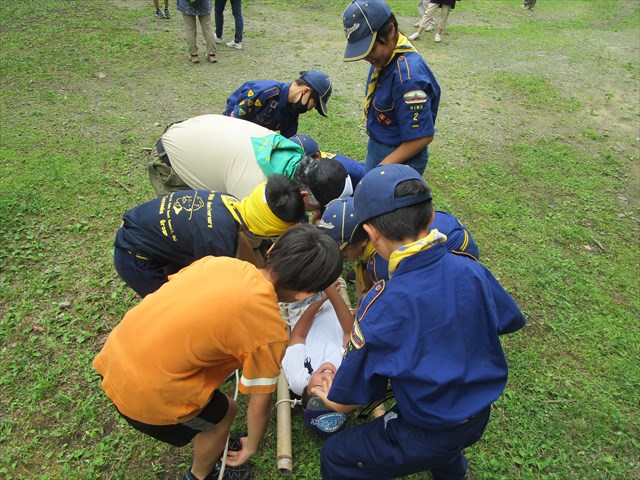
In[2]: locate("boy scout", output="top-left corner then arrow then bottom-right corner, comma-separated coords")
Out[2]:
313,165 -> 526,479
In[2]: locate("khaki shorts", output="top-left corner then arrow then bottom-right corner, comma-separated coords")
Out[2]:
147,150 -> 191,196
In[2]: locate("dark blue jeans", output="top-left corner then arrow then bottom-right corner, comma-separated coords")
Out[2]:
113,246 -> 180,298
365,137 -> 429,176
214,0 -> 243,43
321,407 -> 491,480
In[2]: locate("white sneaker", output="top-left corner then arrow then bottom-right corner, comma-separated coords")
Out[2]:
226,40 -> 243,50
434,33 -> 442,43
213,34 -> 223,44
425,23 -> 436,32
408,32 -> 420,41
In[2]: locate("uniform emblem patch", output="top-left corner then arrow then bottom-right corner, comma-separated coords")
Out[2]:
247,89 -> 254,97
255,99 -> 262,107
350,319 -> 365,349
238,108 -> 246,116
403,90 -> 428,104
310,412 -> 347,433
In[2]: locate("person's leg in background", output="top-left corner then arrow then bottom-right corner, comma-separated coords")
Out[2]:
228,0 -> 243,48
198,14 -> 218,62
214,0 -> 226,41
434,5 -> 451,43
182,13 -> 199,62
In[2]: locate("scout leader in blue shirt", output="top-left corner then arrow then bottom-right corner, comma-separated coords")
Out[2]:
312,165 -> 526,480
113,175 -> 304,298
223,70 -> 332,138
343,0 -> 440,176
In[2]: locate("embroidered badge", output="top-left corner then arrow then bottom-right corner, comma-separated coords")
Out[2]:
238,108 -> 246,116
344,23 -> 360,40
247,100 -> 254,107
350,319 -> 365,349
403,90 -> 428,104
255,99 -> 262,107
247,89 -> 254,97
311,412 -> 347,433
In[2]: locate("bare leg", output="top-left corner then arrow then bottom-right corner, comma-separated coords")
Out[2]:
190,397 -> 238,480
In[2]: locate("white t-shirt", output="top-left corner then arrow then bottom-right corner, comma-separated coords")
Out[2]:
282,301 -> 346,396
162,114 -> 272,200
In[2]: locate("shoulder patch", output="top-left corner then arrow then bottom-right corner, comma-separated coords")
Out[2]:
255,99 -> 262,107
396,56 -> 411,82
350,319 -> 365,349
403,90 -> 428,104
263,86 -> 280,99
247,89 -> 254,97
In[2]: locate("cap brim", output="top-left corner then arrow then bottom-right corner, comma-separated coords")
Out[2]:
343,31 -> 378,62
316,99 -> 328,117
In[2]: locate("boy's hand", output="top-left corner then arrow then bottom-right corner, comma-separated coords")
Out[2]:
225,436 -> 254,467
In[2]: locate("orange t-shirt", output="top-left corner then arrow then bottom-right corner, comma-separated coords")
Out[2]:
93,256 -> 287,425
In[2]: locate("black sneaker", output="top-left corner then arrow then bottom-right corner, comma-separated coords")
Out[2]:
163,8 -> 170,19
155,9 -> 164,19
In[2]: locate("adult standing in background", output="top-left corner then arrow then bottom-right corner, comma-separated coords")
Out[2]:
409,0 -> 459,43
342,0 -> 440,175
214,0 -> 244,50
177,0 -> 217,63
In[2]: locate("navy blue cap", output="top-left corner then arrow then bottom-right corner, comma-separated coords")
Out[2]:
300,70 -> 332,117
289,134 -> 320,157
302,397 -> 348,438
342,0 -> 392,61
318,197 -> 359,250
353,164 -> 432,224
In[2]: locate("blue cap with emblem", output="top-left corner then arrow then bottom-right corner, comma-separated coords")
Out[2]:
318,197 -> 359,250
303,396 -> 348,438
342,0 -> 392,61
300,70 -> 332,117
353,164 -> 432,224
289,134 -> 320,157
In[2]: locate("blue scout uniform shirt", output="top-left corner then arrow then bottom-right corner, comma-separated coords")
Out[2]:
319,151 -> 365,187
115,190 -> 239,267
366,51 -> 440,146
329,233 -> 525,429
223,81 -> 300,138
364,211 -> 480,284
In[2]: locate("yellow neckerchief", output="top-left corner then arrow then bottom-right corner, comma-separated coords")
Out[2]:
363,33 -> 419,120
223,182 -> 297,238
354,241 -> 378,291
388,229 -> 448,277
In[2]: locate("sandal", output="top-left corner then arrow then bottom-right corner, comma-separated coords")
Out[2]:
190,54 -> 200,63
207,54 -> 217,63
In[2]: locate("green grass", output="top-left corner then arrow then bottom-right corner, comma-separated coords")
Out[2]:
1,0 -> 639,479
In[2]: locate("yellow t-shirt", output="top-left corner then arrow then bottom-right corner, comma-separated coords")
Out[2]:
93,256 -> 287,425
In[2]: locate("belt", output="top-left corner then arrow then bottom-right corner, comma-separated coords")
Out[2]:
156,139 -> 171,166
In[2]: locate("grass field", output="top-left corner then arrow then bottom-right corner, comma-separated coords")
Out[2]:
1,0 -> 639,479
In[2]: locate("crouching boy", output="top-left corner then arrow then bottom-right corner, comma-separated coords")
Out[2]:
313,165 -> 526,480
94,224 -> 343,480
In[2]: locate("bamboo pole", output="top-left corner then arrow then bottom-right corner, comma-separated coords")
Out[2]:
276,371 -> 293,475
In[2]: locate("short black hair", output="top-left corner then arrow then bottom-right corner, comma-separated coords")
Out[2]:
367,180 -> 433,241
301,385 -> 313,408
292,156 -> 316,188
265,174 -> 305,223
266,224 -> 343,293
375,13 -> 398,46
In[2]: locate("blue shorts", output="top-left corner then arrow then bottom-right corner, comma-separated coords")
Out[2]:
321,406 -> 490,480
117,389 -> 229,447
365,137 -> 429,176
113,246 -> 181,297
